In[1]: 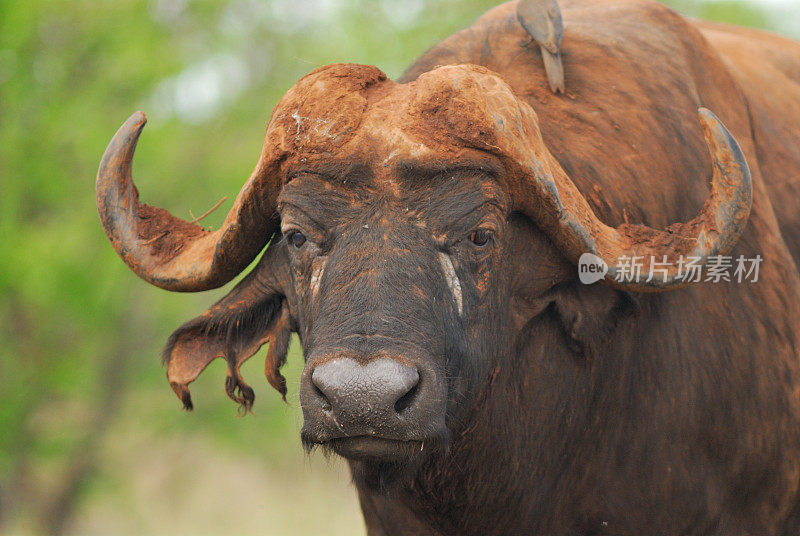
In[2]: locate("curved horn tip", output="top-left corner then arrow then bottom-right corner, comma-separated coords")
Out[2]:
696,107 -> 747,166
118,110 -> 148,147
130,110 -> 147,124
113,110 -> 148,143
697,107 -> 728,148
697,106 -> 716,122
96,111 -> 149,184
697,107 -> 751,183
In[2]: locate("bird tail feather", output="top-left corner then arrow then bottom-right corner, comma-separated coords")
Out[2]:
542,50 -> 565,94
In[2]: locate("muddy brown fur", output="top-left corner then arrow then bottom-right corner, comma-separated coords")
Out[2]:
97,1 -> 800,534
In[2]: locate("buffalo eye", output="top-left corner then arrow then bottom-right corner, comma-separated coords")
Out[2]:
469,229 -> 492,247
288,231 -> 307,248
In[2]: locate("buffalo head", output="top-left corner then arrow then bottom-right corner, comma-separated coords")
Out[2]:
96,63 -> 751,479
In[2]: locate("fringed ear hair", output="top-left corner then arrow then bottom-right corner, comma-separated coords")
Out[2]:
163,240 -> 294,411
265,306 -> 293,401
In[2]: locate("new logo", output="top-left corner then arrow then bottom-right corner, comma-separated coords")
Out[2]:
578,253 -> 608,284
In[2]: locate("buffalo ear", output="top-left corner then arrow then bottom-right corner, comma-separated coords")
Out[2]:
163,240 -> 295,411
551,282 -> 638,361
507,215 -> 638,359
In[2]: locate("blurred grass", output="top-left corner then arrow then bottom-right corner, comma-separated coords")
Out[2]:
0,0 -> 796,534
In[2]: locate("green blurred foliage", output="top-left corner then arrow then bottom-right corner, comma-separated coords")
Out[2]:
0,0 -> 795,534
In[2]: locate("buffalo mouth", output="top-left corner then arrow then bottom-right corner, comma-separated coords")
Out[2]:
325,436 -> 425,461
311,433 -> 446,490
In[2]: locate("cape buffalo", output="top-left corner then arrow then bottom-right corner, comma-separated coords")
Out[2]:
96,0 -> 800,534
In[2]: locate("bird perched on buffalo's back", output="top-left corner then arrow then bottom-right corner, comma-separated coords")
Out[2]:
516,0 -> 565,94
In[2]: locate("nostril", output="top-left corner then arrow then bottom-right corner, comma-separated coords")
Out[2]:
314,383 -> 332,412
310,370 -> 333,411
394,381 -> 419,414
